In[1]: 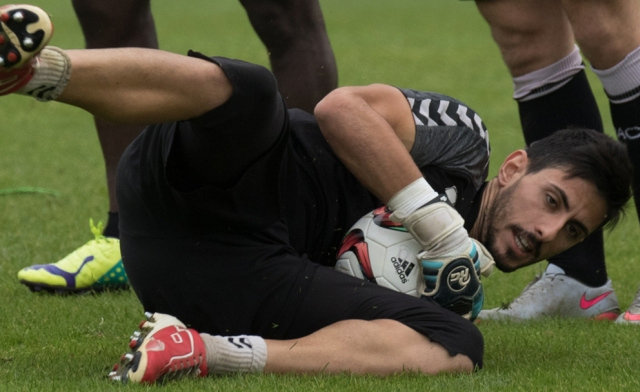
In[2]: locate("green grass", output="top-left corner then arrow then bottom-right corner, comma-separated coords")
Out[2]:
1,0 -> 639,390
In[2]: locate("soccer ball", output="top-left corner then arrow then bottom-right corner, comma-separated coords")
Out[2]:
335,206 -> 423,297
335,206 -> 485,320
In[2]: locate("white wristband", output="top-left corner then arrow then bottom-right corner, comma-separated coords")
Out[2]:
387,177 -> 439,221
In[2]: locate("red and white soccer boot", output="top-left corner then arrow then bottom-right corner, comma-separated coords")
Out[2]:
0,4 -> 52,95
109,312 -> 208,384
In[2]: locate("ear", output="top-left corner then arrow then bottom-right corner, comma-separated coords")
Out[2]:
497,149 -> 528,186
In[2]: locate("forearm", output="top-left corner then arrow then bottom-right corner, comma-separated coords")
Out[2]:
315,85 -> 422,203
57,48 -> 232,124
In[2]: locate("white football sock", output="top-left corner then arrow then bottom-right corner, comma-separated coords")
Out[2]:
513,45 -> 583,102
592,45 -> 640,104
200,333 -> 267,374
19,46 -> 71,101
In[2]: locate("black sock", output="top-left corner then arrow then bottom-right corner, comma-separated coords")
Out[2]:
518,70 -> 604,142
610,97 -> 640,223
517,69 -> 607,286
102,211 -> 119,238
542,229 -> 606,286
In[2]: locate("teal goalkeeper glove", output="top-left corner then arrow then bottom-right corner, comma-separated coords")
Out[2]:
396,195 -> 495,320
420,240 -> 491,320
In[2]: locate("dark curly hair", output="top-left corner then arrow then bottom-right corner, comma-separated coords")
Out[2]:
525,128 -> 632,229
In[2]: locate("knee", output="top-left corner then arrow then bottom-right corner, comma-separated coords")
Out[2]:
564,0 -> 640,68
461,320 -> 484,369
390,312 -> 484,372
411,318 -> 483,373
426,316 -> 484,371
239,0 -> 327,51
572,20 -> 640,68
230,60 -> 279,102
72,0 -> 157,47
493,24 -> 574,75
478,1 -> 574,75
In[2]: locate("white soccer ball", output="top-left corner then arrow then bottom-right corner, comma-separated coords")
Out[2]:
335,206 -> 423,297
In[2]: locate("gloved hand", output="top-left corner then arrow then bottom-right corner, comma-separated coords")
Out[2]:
420,240 -> 491,320
396,195 -> 495,320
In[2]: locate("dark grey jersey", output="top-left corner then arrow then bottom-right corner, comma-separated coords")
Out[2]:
401,88 -> 490,227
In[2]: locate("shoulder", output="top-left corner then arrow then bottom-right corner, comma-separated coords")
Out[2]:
399,88 -> 489,149
401,89 -> 491,188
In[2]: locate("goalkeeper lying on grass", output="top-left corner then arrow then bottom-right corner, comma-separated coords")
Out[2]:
0,4 -> 632,383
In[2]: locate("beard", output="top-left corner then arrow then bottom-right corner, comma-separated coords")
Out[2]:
482,180 -> 534,272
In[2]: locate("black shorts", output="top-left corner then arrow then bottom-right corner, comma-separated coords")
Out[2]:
117,55 -> 483,368
121,225 -> 483,367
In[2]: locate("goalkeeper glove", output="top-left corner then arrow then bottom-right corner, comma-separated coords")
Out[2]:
420,240 -> 491,320
396,194 -> 495,320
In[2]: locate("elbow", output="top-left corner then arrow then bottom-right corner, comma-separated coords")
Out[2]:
314,88 -> 344,122
314,87 -> 356,137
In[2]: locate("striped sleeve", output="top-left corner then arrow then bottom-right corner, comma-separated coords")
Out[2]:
400,88 -> 490,190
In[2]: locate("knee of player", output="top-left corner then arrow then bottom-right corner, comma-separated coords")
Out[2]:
389,316 -> 484,374
240,0 -> 324,50
231,60 -> 280,103
460,320 -> 484,371
575,28 -> 638,68
430,317 -> 484,373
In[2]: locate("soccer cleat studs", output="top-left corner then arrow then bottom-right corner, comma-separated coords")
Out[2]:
11,11 -> 24,23
129,331 -> 143,349
0,4 -> 53,94
22,36 -> 33,48
0,5 -> 52,68
108,313 -> 208,384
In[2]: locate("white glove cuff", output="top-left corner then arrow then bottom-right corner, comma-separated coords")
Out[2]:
387,177 -> 439,222
403,199 -> 467,256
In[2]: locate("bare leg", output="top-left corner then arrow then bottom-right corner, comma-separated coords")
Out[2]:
72,0 -> 158,216
57,48 -> 231,123
563,0 -> 640,69
563,0 -> 640,224
265,319 -> 473,375
476,0 -> 610,289
11,2 -> 165,292
240,0 -> 337,112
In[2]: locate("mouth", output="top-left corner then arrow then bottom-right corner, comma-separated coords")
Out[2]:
493,227 -> 540,273
512,227 -> 538,258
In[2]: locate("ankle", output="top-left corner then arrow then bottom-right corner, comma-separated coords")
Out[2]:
19,46 -> 70,101
201,333 -> 267,374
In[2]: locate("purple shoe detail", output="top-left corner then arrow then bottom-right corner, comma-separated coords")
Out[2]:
25,255 -> 95,289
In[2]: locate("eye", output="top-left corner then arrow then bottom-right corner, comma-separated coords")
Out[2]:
565,223 -> 581,240
546,194 -> 557,208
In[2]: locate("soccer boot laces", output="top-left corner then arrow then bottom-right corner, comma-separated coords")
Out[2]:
479,263 -> 620,321
17,219 -> 128,293
109,312 -> 208,384
0,4 -> 52,94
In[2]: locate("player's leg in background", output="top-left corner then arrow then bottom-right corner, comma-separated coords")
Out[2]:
475,0 -> 619,320
564,0 -> 640,324
240,0 -> 338,112
72,0 -> 158,235
16,0 -> 158,292
16,0 -> 338,293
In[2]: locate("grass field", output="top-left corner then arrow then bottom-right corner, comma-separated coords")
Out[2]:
1,0 -> 639,390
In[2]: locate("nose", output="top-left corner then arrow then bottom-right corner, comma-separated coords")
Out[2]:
535,216 -> 566,242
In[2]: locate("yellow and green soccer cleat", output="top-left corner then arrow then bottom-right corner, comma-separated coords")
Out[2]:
17,219 -> 128,293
